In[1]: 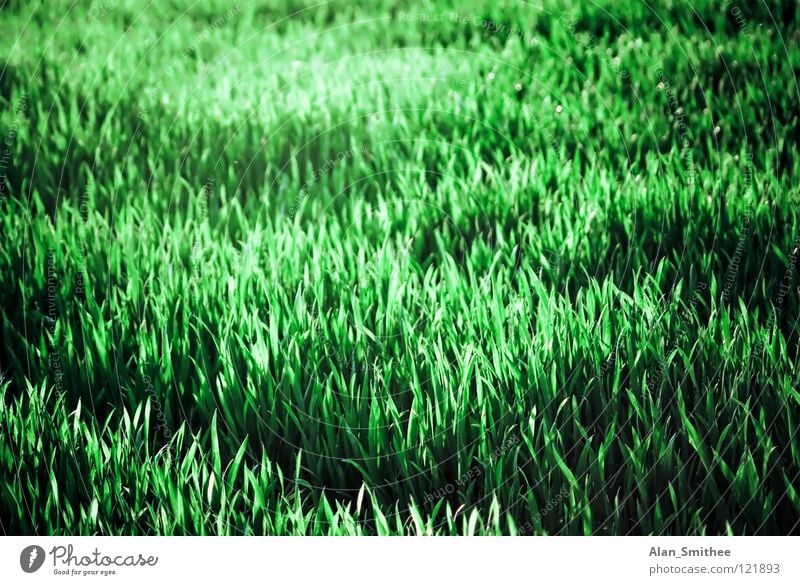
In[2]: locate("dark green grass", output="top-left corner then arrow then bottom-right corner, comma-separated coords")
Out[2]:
1,0 -> 799,535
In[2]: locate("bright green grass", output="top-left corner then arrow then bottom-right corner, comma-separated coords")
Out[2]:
1,0 -> 799,535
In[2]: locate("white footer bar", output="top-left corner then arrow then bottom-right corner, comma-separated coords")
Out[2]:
1,537 -> 796,584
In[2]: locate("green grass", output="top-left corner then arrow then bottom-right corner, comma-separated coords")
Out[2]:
1,0 -> 799,535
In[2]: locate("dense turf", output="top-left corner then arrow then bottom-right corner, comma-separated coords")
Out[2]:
1,0 -> 799,535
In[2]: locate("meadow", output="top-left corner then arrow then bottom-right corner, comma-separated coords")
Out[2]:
0,0 -> 799,535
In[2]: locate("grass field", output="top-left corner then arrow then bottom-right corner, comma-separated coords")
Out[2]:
1,0 -> 799,535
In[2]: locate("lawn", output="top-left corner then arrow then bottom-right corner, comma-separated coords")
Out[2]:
0,0 -> 799,535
